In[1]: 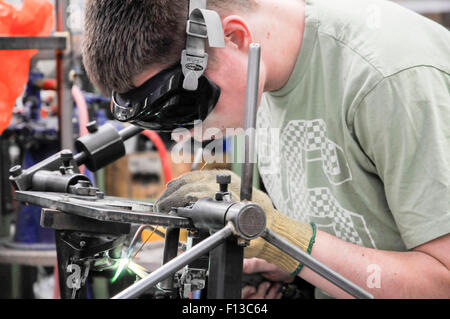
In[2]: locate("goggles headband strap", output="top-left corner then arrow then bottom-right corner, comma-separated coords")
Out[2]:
182,0 -> 225,90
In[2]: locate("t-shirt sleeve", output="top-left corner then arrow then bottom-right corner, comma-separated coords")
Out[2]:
353,66 -> 450,250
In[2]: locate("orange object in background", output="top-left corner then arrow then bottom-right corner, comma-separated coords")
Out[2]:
0,0 -> 54,135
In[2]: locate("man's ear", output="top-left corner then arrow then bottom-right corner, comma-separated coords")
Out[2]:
222,15 -> 253,52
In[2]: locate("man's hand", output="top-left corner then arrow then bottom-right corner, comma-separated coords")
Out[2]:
244,258 -> 295,283
155,170 -> 316,275
242,282 -> 283,299
154,169 -> 272,214
241,258 -> 294,299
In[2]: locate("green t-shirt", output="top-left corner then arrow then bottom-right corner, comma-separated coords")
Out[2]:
257,0 -> 450,265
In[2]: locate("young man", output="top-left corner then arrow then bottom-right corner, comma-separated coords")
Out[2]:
83,0 -> 450,298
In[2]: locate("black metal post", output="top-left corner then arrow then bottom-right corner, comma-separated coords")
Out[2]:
54,230 -> 89,299
158,227 -> 180,294
207,237 -> 244,299
43,209 -> 131,299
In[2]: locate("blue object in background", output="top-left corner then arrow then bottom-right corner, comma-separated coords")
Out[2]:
13,145 -> 56,246
192,290 -> 202,299
24,70 -> 44,121
10,82 -> 109,248
10,70 -> 57,248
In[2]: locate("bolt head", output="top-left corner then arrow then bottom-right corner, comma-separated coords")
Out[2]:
86,121 -> 98,133
216,174 -> 231,185
61,149 -> 73,157
60,150 -> 73,163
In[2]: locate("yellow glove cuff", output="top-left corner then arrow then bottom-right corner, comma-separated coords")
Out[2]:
246,211 -> 316,275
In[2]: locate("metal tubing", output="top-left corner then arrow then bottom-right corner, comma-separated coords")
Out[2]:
240,43 -> 261,201
73,152 -> 87,165
112,224 -> 234,299
119,125 -> 144,141
56,0 -> 74,151
0,36 -> 67,50
262,228 -> 373,299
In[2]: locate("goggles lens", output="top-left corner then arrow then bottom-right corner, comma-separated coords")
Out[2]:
111,64 -> 220,131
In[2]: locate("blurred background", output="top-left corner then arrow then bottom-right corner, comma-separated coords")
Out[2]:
0,0 -> 448,299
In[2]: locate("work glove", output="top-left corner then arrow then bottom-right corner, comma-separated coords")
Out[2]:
154,170 -> 316,276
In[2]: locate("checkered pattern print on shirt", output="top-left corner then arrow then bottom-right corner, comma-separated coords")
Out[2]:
257,112 -> 376,248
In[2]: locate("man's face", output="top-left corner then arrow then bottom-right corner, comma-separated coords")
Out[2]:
201,49 -> 250,134
133,47 -> 264,140
201,48 -> 266,139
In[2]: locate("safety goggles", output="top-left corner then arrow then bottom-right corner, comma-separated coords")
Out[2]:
111,63 -> 221,131
110,0 -> 225,132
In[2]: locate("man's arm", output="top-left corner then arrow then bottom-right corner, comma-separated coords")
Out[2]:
300,231 -> 450,298
308,66 -> 450,298
243,232 -> 450,299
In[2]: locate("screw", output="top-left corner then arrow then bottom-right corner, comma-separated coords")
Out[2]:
79,241 -> 86,248
216,174 -> 231,185
60,150 -> 73,167
216,174 -> 231,193
61,149 -> 73,160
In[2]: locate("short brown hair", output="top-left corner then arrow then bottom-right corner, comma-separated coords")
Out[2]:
83,0 -> 254,95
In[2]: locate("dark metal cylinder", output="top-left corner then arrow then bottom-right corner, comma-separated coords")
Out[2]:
158,227 -> 180,291
75,123 -> 126,171
31,170 -> 90,193
74,125 -> 143,167
176,198 -> 235,231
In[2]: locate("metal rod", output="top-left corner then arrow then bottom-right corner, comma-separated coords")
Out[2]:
240,43 -> 261,201
126,225 -> 165,259
119,125 -> 144,141
73,152 -> 87,166
112,224 -> 234,299
261,228 -> 373,299
56,0 -> 74,152
0,36 -> 67,50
